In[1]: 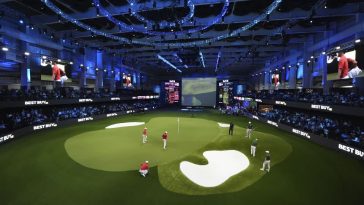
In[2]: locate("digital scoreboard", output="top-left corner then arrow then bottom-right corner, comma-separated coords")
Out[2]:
218,79 -> 233,105
164,80 -> 180,104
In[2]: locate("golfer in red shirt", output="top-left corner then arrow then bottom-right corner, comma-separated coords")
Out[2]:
162,131 -> 168,150
142,127 -> 148,144
52,62 -> 61,81
139,161 -> 149,177
338,52 -> 349,79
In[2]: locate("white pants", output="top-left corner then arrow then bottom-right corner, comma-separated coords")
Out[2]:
60,75 -> 68,84
142,135 -> 147,143
251,145 -> 256,157
139,169 -> 148,177
246,129 -> 252,138
261,160 -> 270,172
163,139 -> 167,149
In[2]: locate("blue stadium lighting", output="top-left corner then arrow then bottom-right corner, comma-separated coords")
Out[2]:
42,0 -> 282,48
93,0 -> 227,36
19,19 -> 24,24
173,53 -> 188,68
173,53 -> 183,63
215,51 -> 222,72
199,51 -> 205,68
157,54 -> 182,73
127,0 -> 195,32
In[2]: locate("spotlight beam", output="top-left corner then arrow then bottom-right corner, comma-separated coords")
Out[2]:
199,51 -> 205,68
215,50 -> 222,72
157,54 -> 182,73
173,53 -> 188,69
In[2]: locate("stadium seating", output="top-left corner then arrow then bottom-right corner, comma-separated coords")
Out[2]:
244,89 -> 364,107
0,87 -> 157,101
1,100 -> 160,134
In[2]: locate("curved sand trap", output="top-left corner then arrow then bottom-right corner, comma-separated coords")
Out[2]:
217,122 -> 230,128
180,150 -> 249,187
105,122 -> 145,129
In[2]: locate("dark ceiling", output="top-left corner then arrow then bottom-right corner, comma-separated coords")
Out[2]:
1,0 -> 364,76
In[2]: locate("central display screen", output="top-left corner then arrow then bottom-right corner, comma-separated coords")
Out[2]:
182,77 -> 217,107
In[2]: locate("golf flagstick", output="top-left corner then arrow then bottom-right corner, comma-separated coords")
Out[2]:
177,117 -> 180,134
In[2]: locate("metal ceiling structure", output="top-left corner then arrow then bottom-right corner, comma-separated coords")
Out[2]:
1,0 -> 364,76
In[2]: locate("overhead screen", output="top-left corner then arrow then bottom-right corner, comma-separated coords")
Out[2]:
40,58 -> 72,82
182,77 -> 217,107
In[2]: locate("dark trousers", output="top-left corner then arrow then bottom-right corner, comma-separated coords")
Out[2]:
229,128 -> 233,135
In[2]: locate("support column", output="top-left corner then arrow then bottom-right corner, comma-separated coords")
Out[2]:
20,41 -> 30,90
20,57 -> 31,90
95,50 -> 103,91
79,64 -> 87,88
264,72 -> 270,90
320,54 -> 329,94
303,35 -> 314,89
96,69 -> 103,91
110,71 -> 116,92
109,55 -> 116,91
289,65 -> 297,89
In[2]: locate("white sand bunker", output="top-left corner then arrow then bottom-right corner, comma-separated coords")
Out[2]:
105,122 -> 145,129
180,150 -> 250,187
217,122 -> 230,128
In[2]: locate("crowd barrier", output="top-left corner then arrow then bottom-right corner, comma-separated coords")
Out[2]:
0,95 -> 159,108
245,113 -> 364,161
0,108 -> 154,145
234,97 -> 364,117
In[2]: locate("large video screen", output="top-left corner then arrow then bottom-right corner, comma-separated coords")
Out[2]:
327,49 -> 364,81
122,73 -> 133,88
164,80 -> 180,104
182,77 -> 217,107
271,73 -> 281,87
41,58 -> 72,82
218,80 -> 233,105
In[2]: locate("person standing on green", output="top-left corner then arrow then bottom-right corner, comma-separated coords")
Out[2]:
246,121 -> 253,139
229,122 -> 234,135
251,138 -> 258,157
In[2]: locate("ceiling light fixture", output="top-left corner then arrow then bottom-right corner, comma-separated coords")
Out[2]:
215,50 -> 222,72
42,0 -> 282,48
199,51 -> 205,68
157,54 -> 182,73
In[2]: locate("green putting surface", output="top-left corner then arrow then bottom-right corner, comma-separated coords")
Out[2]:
158,130 -> 292,195
65,117 -> 220,171
0,110 -> 363,205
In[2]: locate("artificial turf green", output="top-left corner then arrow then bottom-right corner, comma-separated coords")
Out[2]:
0,110 -> 364,205
158,128 -> 292,195
65,117 -> 221,171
